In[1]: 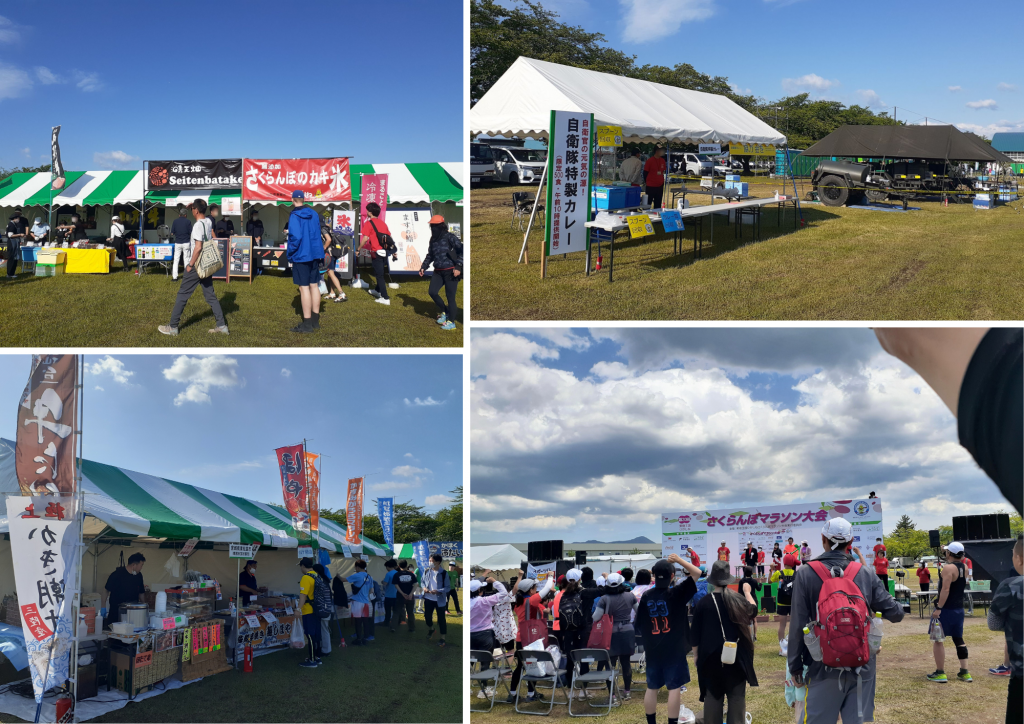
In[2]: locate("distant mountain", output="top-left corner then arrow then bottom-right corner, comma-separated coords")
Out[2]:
574,536 -> 655,545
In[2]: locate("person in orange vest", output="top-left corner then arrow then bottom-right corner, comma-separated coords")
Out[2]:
551,575 -> 568,648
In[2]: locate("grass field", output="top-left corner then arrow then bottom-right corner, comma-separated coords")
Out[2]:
469,178 -> 1024,320
468,615 -> 1010,724
0,263 -> 462,348
1,595 -> 463,723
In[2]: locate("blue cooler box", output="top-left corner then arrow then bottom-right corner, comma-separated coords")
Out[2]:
592,185 -> 642,210
725,174 -> 741,182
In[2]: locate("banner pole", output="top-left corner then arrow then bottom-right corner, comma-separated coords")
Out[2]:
72,354 -> 84,723
519,163 -> 546,265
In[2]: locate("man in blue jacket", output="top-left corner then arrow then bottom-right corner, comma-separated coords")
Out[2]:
287,189 -> 323,333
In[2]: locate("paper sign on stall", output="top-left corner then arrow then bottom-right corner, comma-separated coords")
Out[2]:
698,143 -> 722,155
285,606 -> 294,615
179,538 -> 199,558
220,197 -> 241,216
596,126 -> 623,147
297,545 -> 314,559
626,215 -> 654,239
244,615 -> 261,627
229,543 -> 254,559
341,545 -> 352,558
660,210 -> 685,233
262,612 -> 277,623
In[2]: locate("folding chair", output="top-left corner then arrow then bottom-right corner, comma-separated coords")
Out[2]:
629,640 -> 648,691
511,192 -> 543,232
568,649 -> 620,717
515,649 -> 569,716
470,649 -> 508,712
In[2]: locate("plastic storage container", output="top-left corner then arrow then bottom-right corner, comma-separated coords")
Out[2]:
592,185 -> 642,210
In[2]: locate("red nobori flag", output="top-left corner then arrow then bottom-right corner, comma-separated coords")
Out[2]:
304,452 -> 320,533
15,355 -> 78,496
243,158 -> 351,203
345,477 -> 364,544
275,445 -> 310,535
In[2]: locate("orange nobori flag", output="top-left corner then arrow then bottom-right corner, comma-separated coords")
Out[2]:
275,444 -> 309,535
304,452 -> 320,533
345,477 -> 363,544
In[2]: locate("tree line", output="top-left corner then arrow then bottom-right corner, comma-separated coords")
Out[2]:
319,485 -> 463,547
471,0 -> 900,148
882,512 -> 1023,560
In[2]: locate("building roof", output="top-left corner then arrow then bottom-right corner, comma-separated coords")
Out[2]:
991,132 -> 1024,153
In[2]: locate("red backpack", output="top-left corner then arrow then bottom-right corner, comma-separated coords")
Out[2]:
809,560 -> 870,669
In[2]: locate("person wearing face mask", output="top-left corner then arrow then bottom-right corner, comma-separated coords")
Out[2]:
102,552 -> 148,631
208,204 -> 234,239
28,217 -> 49,243
418,214 -> 462,330
56,214 -> 88,243
246,210 -> 264,245
239,560 -> 259,603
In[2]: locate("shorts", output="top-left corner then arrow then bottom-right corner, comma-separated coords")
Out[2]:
777,604 -> 791,616
938,607 -> 964,639
645,658 -> 690,690
291,259 -> 321,286
349,601 -> 372,618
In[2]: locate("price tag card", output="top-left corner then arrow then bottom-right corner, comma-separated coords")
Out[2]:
244,615 -> 260,628
262,612 -> 277,623
660,210 -> 684,233
596,125 -> 623,147
285,606 -> 294,615
626,214 -> 654,239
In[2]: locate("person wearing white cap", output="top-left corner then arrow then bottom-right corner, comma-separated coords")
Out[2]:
28,217 -> 49,243
799,540 -> 812,564
506,574 -> 556,703
928,541 -> 973,683
787,517 -> 904,723
555,568 -> 590,698
591,572 -> 639,702
717,539 -> 731,564
469,577 -> 513,700
107,214 -> 129,271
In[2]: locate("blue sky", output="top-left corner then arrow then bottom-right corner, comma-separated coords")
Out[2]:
470,328 -> 1011,543
0,354 -> 463,513
508,0 -> 1024,139
0,1 -> 463,171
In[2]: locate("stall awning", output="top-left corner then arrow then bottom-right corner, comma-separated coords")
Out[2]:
0,439 -> 388,556
801,125 -> 1014,163
0,171 -> 145,208
350,162 -> 464,204
145,188 -> 241,207
471,57 -> 786,145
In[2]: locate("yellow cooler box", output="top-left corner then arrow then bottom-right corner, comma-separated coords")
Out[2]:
36,249 -> 67,277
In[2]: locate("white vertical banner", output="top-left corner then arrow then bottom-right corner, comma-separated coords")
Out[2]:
545,110 -> 594,256
7,496 -> 80,703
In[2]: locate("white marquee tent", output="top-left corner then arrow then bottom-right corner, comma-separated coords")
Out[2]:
468,544 -> 524,572
471,56 -> 786,145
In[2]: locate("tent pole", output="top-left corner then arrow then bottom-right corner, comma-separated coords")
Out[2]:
519,162 -> 547,265
784,143 -> 803,224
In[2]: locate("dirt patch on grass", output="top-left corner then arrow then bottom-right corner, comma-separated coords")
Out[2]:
886,259 -> 926,290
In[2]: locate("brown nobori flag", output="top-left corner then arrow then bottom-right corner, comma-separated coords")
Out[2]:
15,355 -> 79,496
50,126 -> 66,191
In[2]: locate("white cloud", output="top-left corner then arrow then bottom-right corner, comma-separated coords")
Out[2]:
393,465 -> 432,478
94,386 -> 104,392
34,66 -> 61,84
368,480 -> 422,491
619,0 -> 715,43
0,15 -> 23,44
280,368 -> 291,378
87,355 -> 135,385
93,151 -> 140,170
781,73 -> 838,95
948,85 -> 962,92
73,70 -> 102,92
729,82 -> 752,96
856,89 -> 886,109
403,452 -> 414,459
956,120 -> 1024,138
997,82 -> 1017,92
514,328 -> 592,351
425,494 -> 451,507
20,147 -> 29,158
966,99 -> 997,110
0,62 -> 32,101
404,396 -> 445,407
162,355 -> 240,406
486,515 -> 579,533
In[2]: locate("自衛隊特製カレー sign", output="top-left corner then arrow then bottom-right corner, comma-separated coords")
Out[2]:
146,160 -> 243,189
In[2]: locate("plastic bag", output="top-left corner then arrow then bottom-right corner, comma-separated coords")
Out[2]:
678,705 -> 696,724
290,615 -> 305,649
374,601 -> 385,624
522,638 -> 552,676
318,279 -> 328,294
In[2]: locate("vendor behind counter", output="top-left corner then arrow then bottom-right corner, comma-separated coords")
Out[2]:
103,552 -> 148,630
239,559 -> 260,603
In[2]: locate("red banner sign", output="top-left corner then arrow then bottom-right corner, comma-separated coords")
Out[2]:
304,452 -> 320,533
16,355 -> 78,496
243,158 -> 351,203
359,173 -> 388,223
345,477 -> 364,544
275,445 -> 310,535
20,603 -> 54,641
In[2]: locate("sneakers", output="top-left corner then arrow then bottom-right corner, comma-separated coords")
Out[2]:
375,297 -> 391,306
990,665 -> 1012,676
621,690 -> 631,701
157,325 -> 178,336
476,690 -> 487,700
368,289 -> 381,298
299,659 -> 318,668
364,636 -> 375,642
427,628 -> 435,640
208,325 -> 229,334
314,657 -> 324,666
957,670 -> 973,682
439,639 -> 446,648
926,670 -> 948,683
441,320 -> 457,330
436,313 -> 447,325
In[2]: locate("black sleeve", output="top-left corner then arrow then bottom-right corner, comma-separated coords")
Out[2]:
957,328 -> 1023,515
671,577 -> 698,606
104,570 -> 117,593
137,573 -> 146,599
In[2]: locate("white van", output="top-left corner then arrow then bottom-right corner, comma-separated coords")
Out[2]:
493,146 -> 547,184
471,143 -> 496,184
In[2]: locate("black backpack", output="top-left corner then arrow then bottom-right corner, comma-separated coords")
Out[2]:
777,570 -> 795,605
312,575 -> 333,619
558,591 -> 584,630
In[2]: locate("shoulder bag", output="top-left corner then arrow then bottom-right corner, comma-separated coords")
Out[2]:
712,593 -> 738,664
196,220 -> 223,279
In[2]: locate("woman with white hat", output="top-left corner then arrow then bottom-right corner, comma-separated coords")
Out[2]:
507,575 -> 555,703
592,572 -> 639,702
470,577 -> 513,700
555,569 -> 589,698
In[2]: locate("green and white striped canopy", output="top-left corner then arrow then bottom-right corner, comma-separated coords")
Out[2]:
145,188 -> 241,207
0,171 -> 144,208
0,440 -> 388,556
255,162 -> 464,207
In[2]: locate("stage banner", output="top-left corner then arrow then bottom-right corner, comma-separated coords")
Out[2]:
383,207 -> 433,274
545,110 -> 593,256
377,498 -> 394,548
275,445 -> 310,536
412,540 -> 431,574
146,159 -> 243,190
16,355 -> 78,497
359,173 -> 388,222
428,541 -> 463,559
304,452 -> 320,533
661,499 -> 884,568
243,158 -> 351,203
7,496 -> 79,703
345,477 -> 364,544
